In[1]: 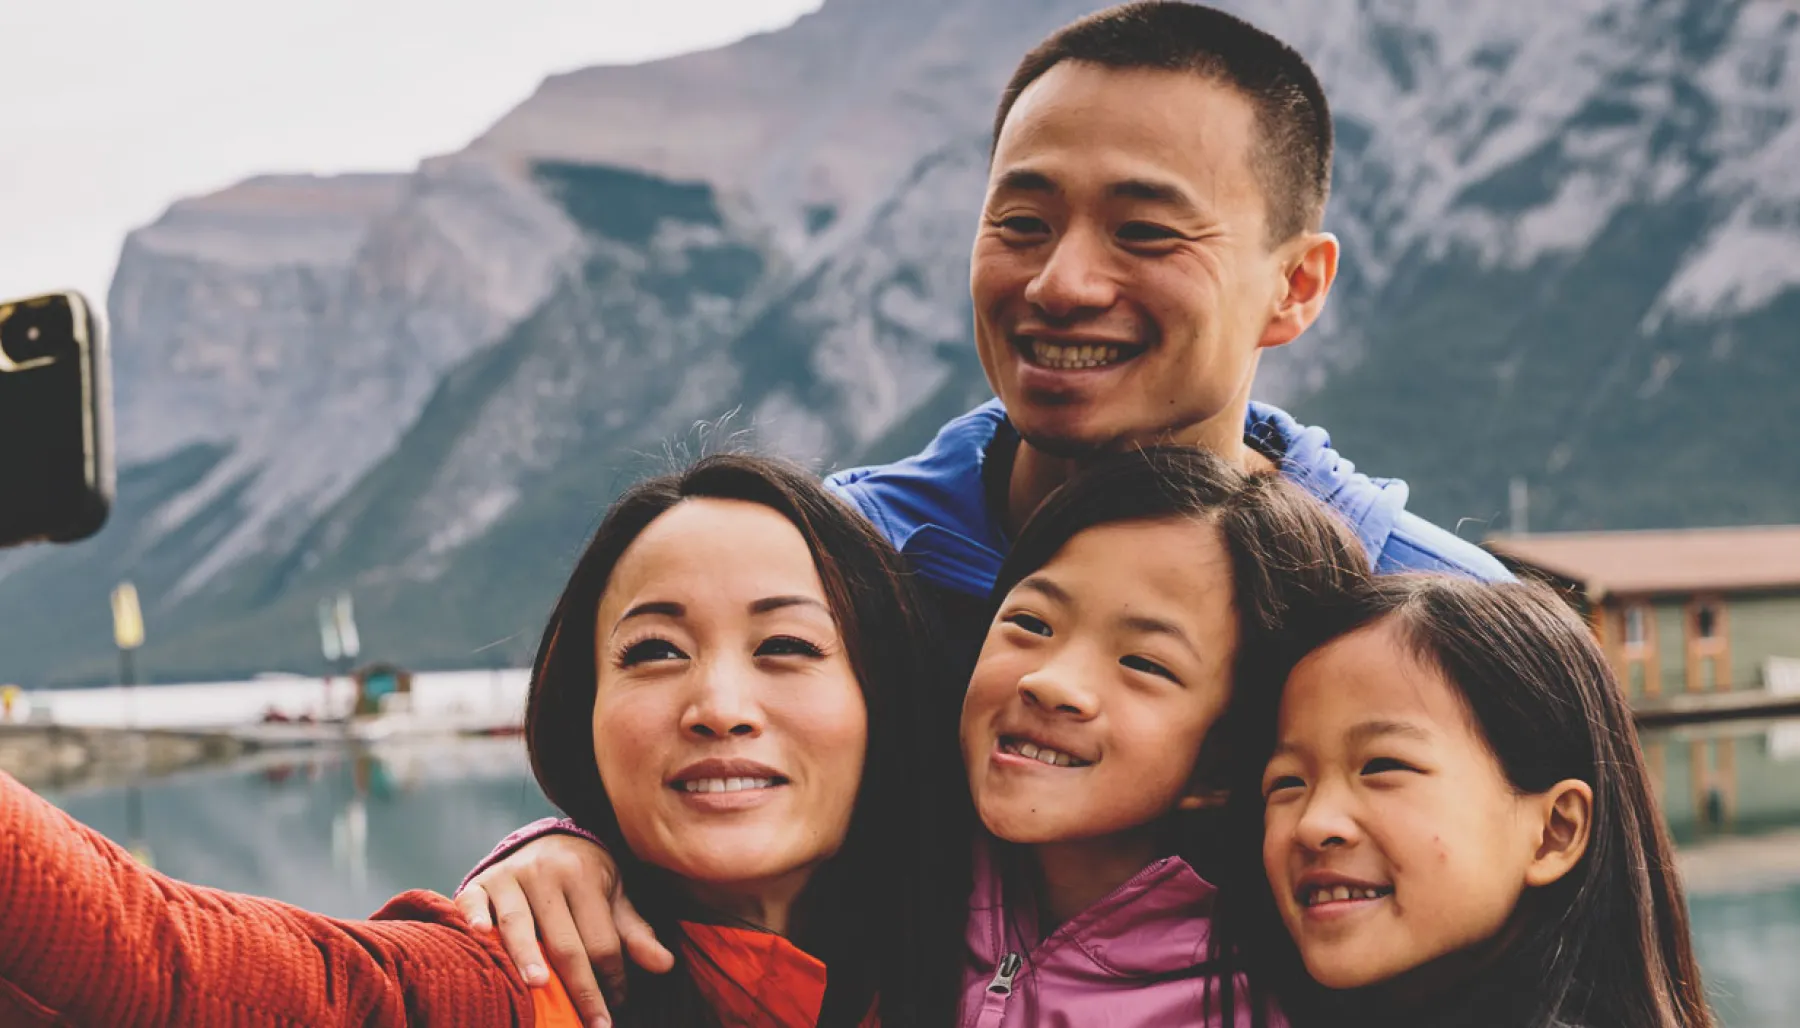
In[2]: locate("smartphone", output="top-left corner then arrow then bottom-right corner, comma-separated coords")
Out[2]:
0,291 -> 113,546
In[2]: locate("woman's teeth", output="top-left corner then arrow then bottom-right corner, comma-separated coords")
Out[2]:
1302,884 -> 1392,907
1029,340 -> 1129,370
1000,738 -> 1091,768
678,777 -> 778,793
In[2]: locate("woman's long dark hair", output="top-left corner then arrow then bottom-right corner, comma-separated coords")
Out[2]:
524,453 -> 970,1027
1225,576 -> 1715,1028
984,446 -> 1371,1026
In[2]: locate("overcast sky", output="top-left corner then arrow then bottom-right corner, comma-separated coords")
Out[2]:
0,0 -> 822,308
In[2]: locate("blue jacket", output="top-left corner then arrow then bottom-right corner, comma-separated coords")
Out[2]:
827,399 -> 1510,600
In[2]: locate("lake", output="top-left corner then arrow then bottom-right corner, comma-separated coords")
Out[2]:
42,721 -> 1800,1026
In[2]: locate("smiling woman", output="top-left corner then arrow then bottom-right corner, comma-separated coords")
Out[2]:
0,453 -> 969,1028
524,454 -> 970,1026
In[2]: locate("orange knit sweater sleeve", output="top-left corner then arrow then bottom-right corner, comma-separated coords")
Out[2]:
0,770 -> 537,1028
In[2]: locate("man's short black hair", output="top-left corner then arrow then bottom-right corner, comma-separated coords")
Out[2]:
993,1 -> 1333,242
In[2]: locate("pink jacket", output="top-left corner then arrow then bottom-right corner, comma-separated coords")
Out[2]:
959,839 -> 1283,1028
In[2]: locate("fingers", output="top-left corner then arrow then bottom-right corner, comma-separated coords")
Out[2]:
613,893 -> 676,974
529,882 -> 614,1028
454,882 -> 493,932
562,882 -> 629,1024
484,875 -> 551,987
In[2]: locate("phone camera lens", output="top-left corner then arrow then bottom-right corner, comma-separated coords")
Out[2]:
0,304 -> 68,365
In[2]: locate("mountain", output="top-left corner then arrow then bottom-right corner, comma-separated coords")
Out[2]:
3,0 -> 1797,685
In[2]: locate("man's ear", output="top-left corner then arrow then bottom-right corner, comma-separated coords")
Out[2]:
1523,779 -> 1594,888
1258,231 -> 1339,350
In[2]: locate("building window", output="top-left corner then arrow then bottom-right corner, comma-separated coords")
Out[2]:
1625,605 -> 1647,648
1695,602 -> 1719,640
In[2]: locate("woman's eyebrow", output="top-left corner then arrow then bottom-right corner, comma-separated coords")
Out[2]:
748,595 -> 830,616
619,600 -> 684,623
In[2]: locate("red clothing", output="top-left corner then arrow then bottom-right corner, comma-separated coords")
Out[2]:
0,771 -> 861,1027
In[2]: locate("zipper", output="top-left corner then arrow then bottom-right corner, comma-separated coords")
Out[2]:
987,952 -> 1022,995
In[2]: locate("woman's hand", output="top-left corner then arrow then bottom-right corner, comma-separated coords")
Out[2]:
455,834 -> 675,1028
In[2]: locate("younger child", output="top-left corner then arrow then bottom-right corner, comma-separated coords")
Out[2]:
956,447 -> 1367,1027
1256,576 -> 1716,1028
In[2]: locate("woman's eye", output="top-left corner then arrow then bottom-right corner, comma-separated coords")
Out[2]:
1003,612 -> 1053,637
1120,654 -> 1178,683
1118,221 -> 1181,244
1264,774 -> 1305,798
619,639 -> 685,666
1361,757 -> 1417,776
755,635 -> 825,658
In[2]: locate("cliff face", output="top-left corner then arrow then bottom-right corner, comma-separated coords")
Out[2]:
4,0 -> 1797,685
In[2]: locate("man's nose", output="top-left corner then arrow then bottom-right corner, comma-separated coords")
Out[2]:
1024,227 -> 1117,318
680,661 -> 763,739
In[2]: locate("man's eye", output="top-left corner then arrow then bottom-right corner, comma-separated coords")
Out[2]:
997,215 -> 1051,236
1118,222 -> 1180,243
619,639 -> 685,666
1361,757 -> 1417,776
1003,612 -> 1052,637
755,635 -> 825,658
1120,654 -> 1178,683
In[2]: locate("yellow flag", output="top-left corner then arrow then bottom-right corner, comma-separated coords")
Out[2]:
111,582 -> 145,650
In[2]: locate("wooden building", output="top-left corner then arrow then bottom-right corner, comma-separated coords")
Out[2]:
1487,526 -> 1800,834
1487,526 -> 1800,701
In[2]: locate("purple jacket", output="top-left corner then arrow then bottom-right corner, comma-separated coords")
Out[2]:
960,839 -> 1282,1028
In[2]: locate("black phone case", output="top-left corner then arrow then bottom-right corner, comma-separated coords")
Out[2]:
0,291 -> 113,544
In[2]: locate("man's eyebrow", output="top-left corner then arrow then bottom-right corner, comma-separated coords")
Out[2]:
1108,178 -> 1202,212
992,168 -> 1059,195
749,595 -> 830,616
1012,574 -> 1072,605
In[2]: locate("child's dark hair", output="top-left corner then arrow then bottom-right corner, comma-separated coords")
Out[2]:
524,453 -> 969,1027
1225,575 -> 1715,1028
988,445 -> 1371,1025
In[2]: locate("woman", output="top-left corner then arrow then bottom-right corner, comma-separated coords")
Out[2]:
0,454 -> 968,1027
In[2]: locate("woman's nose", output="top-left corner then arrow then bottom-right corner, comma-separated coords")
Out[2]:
680,665 -> 763,739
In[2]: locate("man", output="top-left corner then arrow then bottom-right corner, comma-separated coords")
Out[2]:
458,4 -> 1509,1022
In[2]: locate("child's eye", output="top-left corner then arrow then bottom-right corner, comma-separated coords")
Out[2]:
1263,774 -> 1305,798
1361,757 -> 1419,776
619,638 -> 686,667
755,635 -> 825,658
1119,654 -> 1178,683
1003,612 -> 1053,637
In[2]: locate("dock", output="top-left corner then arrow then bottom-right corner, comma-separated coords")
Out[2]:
1633,688 -> 1800,728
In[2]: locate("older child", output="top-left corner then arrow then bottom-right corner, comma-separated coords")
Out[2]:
1256,577 -> 1715,1028
956,447 -> 1366,1026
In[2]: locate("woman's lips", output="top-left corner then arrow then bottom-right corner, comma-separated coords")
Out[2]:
667,757 -> 790,811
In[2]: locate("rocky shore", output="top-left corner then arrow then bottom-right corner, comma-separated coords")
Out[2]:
0,725 -> 250,791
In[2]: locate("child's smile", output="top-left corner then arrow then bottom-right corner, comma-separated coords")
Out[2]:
961,517 -> 1237,847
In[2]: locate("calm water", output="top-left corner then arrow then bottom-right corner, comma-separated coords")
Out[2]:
44,723 -> 1800,1026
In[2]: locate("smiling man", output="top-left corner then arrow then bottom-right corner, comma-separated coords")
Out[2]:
829,1 -> 1507,657
459,5 -> 1510,1021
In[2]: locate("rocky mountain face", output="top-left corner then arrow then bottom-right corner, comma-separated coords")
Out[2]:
4,0 -> 1797,685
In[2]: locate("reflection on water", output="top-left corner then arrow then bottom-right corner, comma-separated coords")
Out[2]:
44,722 -> 1800,1026
45,737 -> 555,919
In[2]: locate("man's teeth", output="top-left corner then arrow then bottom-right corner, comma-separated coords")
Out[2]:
1001,739 -> 1088,768
679,777 -> 777,793
1302,884 -> 1391,907
1030,340 -> 1129,370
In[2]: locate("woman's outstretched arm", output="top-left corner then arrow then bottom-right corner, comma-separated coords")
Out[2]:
0,770 -> 538,1027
